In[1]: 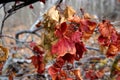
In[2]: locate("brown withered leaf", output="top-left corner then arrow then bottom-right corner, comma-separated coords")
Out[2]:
0,45 -> 8,61
73,69 -> 83,80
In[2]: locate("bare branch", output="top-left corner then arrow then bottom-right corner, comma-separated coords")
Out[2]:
15,26 -> 43,43
86,46 -> 100,51
0,3 -> 16,34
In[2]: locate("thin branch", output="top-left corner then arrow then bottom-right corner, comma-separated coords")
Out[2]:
15,26 -> 43,44
0,3 -> 16,34
86,46 -> 100,51
7,0 -> 39,13
1,34 -> 32,43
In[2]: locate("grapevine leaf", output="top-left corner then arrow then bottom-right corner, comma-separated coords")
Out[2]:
69,15 -> 81,23
98,35 -> 111,46
37,62 -> 45,74
51,37 -> 76,58
55,22 -> 68,38
98,20 -> 117,39
106,44 -> 118,57
30,56 -> 38,68
71,31 -> 82,43
53,57 -> 65,68
30,55 -> 45,74
80,19 -> 97,39
48,66 -> 60,80
75,42 -> 86,60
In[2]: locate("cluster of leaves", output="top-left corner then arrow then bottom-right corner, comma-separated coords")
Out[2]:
1,0 -> 120,79
98,20 -> 120,57
30,42 -> 45,74
29,5 -> 120,80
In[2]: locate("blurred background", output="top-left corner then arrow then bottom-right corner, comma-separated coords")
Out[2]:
0,0 -> 120,30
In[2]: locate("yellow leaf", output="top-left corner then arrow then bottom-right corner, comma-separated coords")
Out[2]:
64,6 -> 76,19
46,6 -> 59,21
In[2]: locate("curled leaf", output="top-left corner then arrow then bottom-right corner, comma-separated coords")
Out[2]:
62,53 -> 75,63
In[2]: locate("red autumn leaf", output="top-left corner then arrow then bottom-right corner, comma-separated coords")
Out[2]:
85,70 -> 98,80
66,78 -> 73,80
59,70 -> 67,78
79,19 -> 97,39
98,35 -> 111,46
104,33 -> 120,57
106,44 -> 118,57
62,53 -> 75,63
116,33 -> 120,51
51,37 -> 76,58
53,57 -> 65,68
30,48 -> 45,74
30,42 -> 44,54
98,20 -> 116,38
30,56 -> 38,68
96,70 -> 104,78
70,31 -> 82,43
75,42 -> 86,60
48,66 -> 60,75
48,66 -> 60,80
55,22 -> 68,38
116,75 -> 120,80
110,30 -> 118,43
55,22 -> 76,38
55,21 -> 81,39
30,55 -> 45,74
9,73 -> 14,80
33,46 -> 44,54
37,62 -> 45,74
69,15 -> 81,23
48,58 -> 66,80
